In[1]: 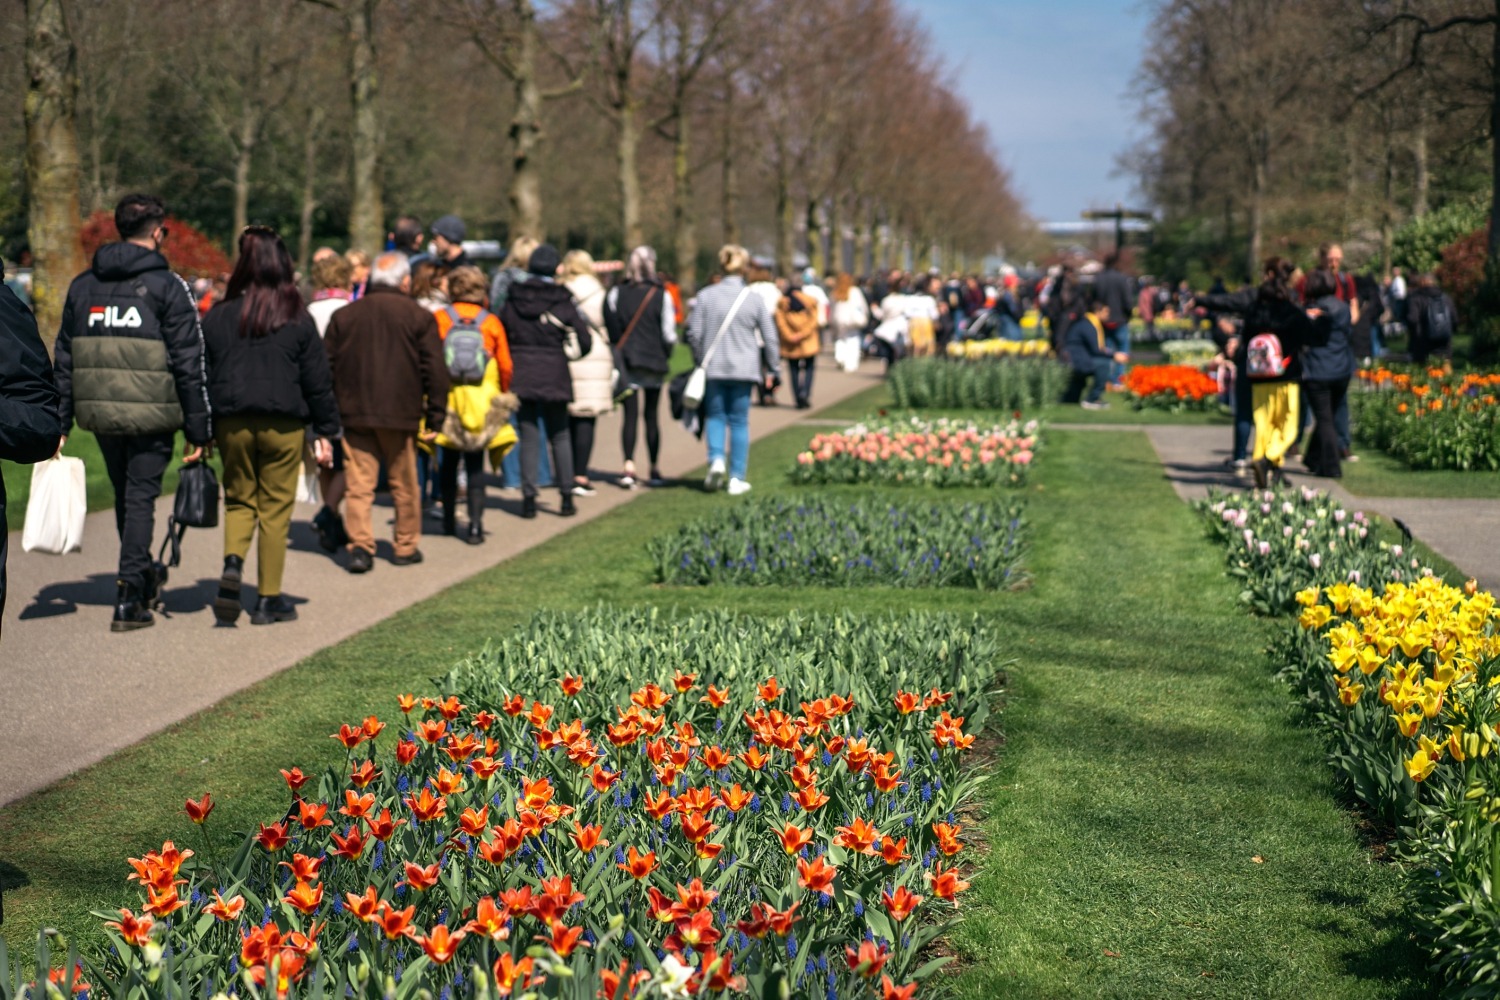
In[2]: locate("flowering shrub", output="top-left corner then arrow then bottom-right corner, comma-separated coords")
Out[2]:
1352,366 -> 1500,470
62,610 -> 996,1000
648,496 -> 1028,590
1157,340 -> 1218,366
943,338 -> 1051,360
80,211 -> 231,279
1121,364 -> 1222,412
1196,486 -> 1420,615
887,357 -> 1067,411
791,418 -> 1037,489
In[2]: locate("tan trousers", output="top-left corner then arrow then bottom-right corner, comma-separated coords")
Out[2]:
342,428 -> 421,558
217,415 -> 305,597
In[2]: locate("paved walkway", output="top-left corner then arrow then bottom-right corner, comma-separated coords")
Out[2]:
1137,424 -> 1500,594
0,360 -> 883,807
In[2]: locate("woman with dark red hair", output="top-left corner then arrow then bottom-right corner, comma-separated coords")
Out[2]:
202,226 -> 341,625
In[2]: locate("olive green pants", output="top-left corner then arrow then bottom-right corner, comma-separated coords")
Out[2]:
216,415 -> 305,597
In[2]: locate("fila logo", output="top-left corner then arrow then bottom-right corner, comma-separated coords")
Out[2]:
88,305 -> 143,328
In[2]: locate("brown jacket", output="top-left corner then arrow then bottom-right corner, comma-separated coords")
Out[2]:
776,291 -> 820,360
325,284 -> 450,432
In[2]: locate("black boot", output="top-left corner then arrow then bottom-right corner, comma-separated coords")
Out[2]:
250,594 -> 298,625
559,494 -> 577,517
521,495 -> 538,519
442,508 -> 458,537
214,555 -> 244,625
111,583 -> 155,633
465,523 -> 485,545
313,507 -> 339,553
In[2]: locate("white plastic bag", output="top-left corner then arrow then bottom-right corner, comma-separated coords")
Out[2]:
295,464 -> 321,506
22,456 -> 87,554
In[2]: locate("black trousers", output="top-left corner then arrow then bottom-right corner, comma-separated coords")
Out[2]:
96,432 -> 174,591
620,386 -> 662,467
1302,378 -> 1348,478
438,446 -> 486,530
518,400 -> 573,499
570,416 -> 595,482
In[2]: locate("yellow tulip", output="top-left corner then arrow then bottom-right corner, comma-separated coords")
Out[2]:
1404,750 -> 1437,782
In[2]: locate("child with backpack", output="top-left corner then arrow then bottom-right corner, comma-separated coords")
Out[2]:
432,266 -> 514,543
1407,273 -> 1458,368
1239,258 -> 1316,488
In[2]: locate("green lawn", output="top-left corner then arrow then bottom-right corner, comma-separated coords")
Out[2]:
1341,444 -> 1500,498
0,422 -> 1433,997
2,429 -> 201,531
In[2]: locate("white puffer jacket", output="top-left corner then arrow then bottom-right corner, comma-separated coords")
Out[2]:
566,273 -> 615,417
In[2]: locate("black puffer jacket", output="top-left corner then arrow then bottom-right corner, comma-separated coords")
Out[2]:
202,297 -> 341,438
53,242 -> 212,443
501,280 -> 593,402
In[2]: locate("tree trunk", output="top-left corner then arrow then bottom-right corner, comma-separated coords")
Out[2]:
507,0 -> 545,241
346,0 -> 383,253
804,199 -> 821,276
856,205 -> 872,277
618,100 -> 643,251
1490,2 -> 1500,267
1247,139 -> 1266,284
719,87 -> 738,247
774,160 -> 794,277
24,0 -> 84,345
297,106 -> 323,276
671,113 -> 697,293
1381,137 -> 1396,275
1412,101 -> 1429,219
231,110 -> 258,255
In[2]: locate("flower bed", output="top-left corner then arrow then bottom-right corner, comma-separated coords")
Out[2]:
1157,340 -> 1218,366
1352,366 -> 1500,470
1121,364 -> 1222,412
887,356 -> 1067,411
1196,485 -> 1420,616
1195,486 -> 1500,994
943,338 -> 1051,360
791,418 -> 1037,489
74,610 -> 997,1000
648,495 -> 1028,590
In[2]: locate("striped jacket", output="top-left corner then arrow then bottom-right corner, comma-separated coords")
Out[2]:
686,276 -> 780,383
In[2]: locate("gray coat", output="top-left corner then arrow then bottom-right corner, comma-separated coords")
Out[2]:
687,276 -> 780,383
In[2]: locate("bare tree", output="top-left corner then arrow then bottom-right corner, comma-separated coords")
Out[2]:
24,0 -> 85,342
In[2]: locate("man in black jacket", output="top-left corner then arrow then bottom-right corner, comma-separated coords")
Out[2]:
53,193 -> 212,632
1095,253 -> 1135,387
0,276 -> 63,641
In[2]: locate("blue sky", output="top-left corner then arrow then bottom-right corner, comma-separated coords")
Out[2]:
904,0 -> 1152,222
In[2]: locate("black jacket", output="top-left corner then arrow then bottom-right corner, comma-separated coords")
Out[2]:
1197,288 -> 1312,384
1064,315 -> 1110,373
501,280 -> 593,402
1,281 -> 63,635
1408,287 -> 1457,345
202,297 -> 341,438
604,281 -> 671,374
53,242 -> 212,443
1301,296 -> 1354,382
1094,268 -> 1134,328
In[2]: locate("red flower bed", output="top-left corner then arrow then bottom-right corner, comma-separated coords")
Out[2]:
1123,364 -> 1221,410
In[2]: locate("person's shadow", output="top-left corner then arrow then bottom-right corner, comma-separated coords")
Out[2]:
21,571 -> 219,620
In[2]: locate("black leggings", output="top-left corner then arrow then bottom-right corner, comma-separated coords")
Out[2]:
570,416 -> 595,482
438,447 -> 486,530
620,386 -> 662,467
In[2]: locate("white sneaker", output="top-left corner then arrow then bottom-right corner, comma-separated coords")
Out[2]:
727,478 -> 752,496
572,484 -> 597,496
704,459 -> 727,491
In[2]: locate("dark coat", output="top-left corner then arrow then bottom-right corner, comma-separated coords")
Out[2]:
202,297 -> 342,438
0,281 -> 63,635
324,284 -> 449,432
604,281 -> 671,374
1241,295 -> 1313,384
1301,296 -> 1354,383
53,242 -> 212,443
501,279 -> 593,403
1064,315 -> 1110,372
1094,267 -> 1134,328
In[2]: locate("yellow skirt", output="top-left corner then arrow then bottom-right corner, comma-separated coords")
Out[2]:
1251,382 -> 1299,465
909,316 -> 935,356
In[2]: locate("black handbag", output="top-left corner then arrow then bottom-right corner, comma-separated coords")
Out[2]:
152,461 -> 219,589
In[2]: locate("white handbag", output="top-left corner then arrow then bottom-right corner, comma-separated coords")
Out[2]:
683,287 -> 752,411
22,455 -> 87,555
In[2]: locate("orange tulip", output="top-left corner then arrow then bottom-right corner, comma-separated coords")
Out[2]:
644,790 -> 677,820
363,808 -> 406,841
702,685 -> 730,708
791,785 -> 830,812
882,885 -> 922,921
927,861 -> 971,903
295,800 -> 333,830
376,902 -> 417,940
464,896 -> 511,942
184,793 -> 214,824
741,746 -> 770,771
570,822 -> 607,853
835,817 -> 880,854
283,880 -> 324,915
361,715 -> 386,739
349,760 -> 381,789
590,766 -> 621,793
776,822 -> 815,855
340,790 -> 375,819
395,739 -> 419,765
559,674 -> 584,696
880,975 -> 918,1000
279,853 -> 324,882
279,767 -> 310,792
846,940 -> 891,979
470,755 -> 503,780
405,787 -> 448,823
541,921 -> 586,957
501,693 -> 525,716
492,953 -> 534,997
672,670 -> 697,693
417,719 -> 448,744
255,821 -> 291,852
143,883 -> 184,918
343,887 -> 382,922
202,891 -> 245,922
403,862 -> 441,892
434,765 -> 466,796
720,783 -> 753,812
331,724 -> 365,750
758,676 -> 783,701
932,821 -> 964,856
879,835 -> 910,865
397,693 -> 417,714
680,811 -> 717,844
417,923 -> 465,964
329,825 -> 368,860
519,776 -> 554,810
104,908 -> 155,946
892,691 -> 922,715
617,846 -> 658,879
456,805 -> 490,838
796,854 -> 837,895
436,695 -> 465,720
